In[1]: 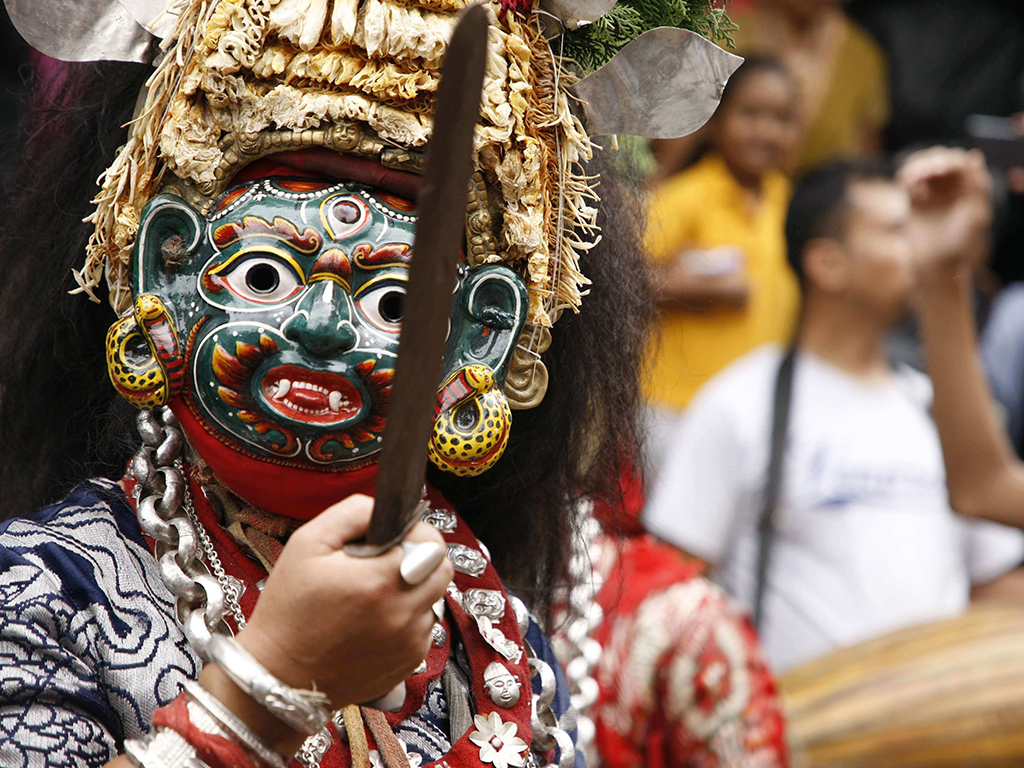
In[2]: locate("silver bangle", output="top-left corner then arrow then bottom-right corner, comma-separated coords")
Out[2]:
184,681 -> 289,768
206,634 -> 332,736
124,729 -> 211,768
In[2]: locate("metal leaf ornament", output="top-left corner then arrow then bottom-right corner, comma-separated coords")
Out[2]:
117,0 -> 180,39
569,27 -> 743,139
539,0 -> 618,31
3,0 -> 158,63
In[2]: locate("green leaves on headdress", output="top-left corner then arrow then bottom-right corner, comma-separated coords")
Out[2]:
561,0 -> 736,73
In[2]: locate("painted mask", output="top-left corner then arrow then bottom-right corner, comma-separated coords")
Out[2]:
106,172 -> 528,515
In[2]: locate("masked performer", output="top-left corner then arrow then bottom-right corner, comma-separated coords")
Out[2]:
0,2 -> 736,767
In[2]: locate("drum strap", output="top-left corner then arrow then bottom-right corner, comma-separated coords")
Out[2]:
754,343 -> 798,630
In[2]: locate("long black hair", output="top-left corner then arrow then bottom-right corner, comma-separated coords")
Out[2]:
432,152 -> 653,607
0,62 -> 654,614
0,62 -> 149,522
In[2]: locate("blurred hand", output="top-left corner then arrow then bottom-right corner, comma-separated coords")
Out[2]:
236,494 -> 452,706
1008,114 -> 1024,195
660,247 -> 749,309
676,246 -> 746,277
897,147 -> 993,273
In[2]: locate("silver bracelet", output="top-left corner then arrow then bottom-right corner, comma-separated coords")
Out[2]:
184,681 -> 289,768
206,633 -> 332,736
123,729 -> 211,768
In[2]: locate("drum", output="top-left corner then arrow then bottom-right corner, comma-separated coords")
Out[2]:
780,604 -> 1024,767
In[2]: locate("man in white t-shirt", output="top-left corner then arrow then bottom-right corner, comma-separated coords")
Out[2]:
644,159 -> 1024,673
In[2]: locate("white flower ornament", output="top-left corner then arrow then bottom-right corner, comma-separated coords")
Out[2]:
469,711 -> 528,768
370,743 -> 423,768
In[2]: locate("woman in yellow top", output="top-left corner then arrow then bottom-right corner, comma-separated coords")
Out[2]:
731,0 -> 890,175
653,0 -> 890,181
646,56 -> 801,473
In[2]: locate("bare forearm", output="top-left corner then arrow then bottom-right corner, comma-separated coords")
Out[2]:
917,264 -> 1024,525
971,567 -> 1024,604
654,263 -> 748,309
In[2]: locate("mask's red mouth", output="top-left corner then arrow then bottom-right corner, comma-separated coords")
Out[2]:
261,365 -> 363,425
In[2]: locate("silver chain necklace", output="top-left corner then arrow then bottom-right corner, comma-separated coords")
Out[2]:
176,460 -> 248,630
133,407 -> 329,765
131,407 -> 230,659
556,507 -> 604,767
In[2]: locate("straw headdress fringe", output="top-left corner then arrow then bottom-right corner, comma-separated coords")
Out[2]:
75,0 -> 599,330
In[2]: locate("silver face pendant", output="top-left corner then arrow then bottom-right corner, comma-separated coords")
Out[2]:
432,622 -> 448,647
422,505 -> 457,533
447,544 -> 486,577
297,729 -> 332,768
462,589 -> 506,621
483,661 -> 522,708
460,588 -> 522,662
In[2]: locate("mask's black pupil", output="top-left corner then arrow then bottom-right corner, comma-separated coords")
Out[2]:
379,291 -> 404,323
336,201 -> 361,224
247,263 -> 280,294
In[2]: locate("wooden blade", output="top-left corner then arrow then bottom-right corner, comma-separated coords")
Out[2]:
363,4 -> 489,548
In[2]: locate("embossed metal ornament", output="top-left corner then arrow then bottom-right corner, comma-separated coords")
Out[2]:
422,505 -> 458,533
297,729 -> 332,768
570,27 -> 743,139
447,543 -> 487,577
483,661 -> 522,708
432,622 -> 448,647
483,624 -> 523,664
463,588 -> 506,621
511,596 -> 530,637
460,588 -> 522,663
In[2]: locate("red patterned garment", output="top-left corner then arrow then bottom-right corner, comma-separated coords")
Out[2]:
591,535 -> 789,768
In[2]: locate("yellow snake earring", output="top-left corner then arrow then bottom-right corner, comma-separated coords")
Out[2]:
428,364 -> 512,477
105,294 -> 185,409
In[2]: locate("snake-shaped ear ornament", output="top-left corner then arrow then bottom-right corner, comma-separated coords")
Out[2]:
429,364 -> 512,477
105,294 -> 185,409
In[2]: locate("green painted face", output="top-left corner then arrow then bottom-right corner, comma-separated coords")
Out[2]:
132,177 -> 527,471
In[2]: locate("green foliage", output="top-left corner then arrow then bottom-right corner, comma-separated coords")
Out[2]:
560,0 -> 736,73
605,134 -> 658,181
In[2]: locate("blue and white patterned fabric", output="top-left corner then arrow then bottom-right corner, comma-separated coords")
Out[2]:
0,480 -> 200,767
0,481 -> 580,768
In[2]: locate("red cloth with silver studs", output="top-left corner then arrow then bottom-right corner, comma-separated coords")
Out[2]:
131,468 -> 535,768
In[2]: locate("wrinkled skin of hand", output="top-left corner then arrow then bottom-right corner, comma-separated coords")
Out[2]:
202,495 -> 453,755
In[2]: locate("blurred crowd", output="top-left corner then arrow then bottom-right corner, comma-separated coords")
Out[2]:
586,1 -> 1024,766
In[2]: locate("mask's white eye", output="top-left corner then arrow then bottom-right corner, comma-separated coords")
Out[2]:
357,283 -> 406,333
324,196 -> 370,241
219,256 -> 304,304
